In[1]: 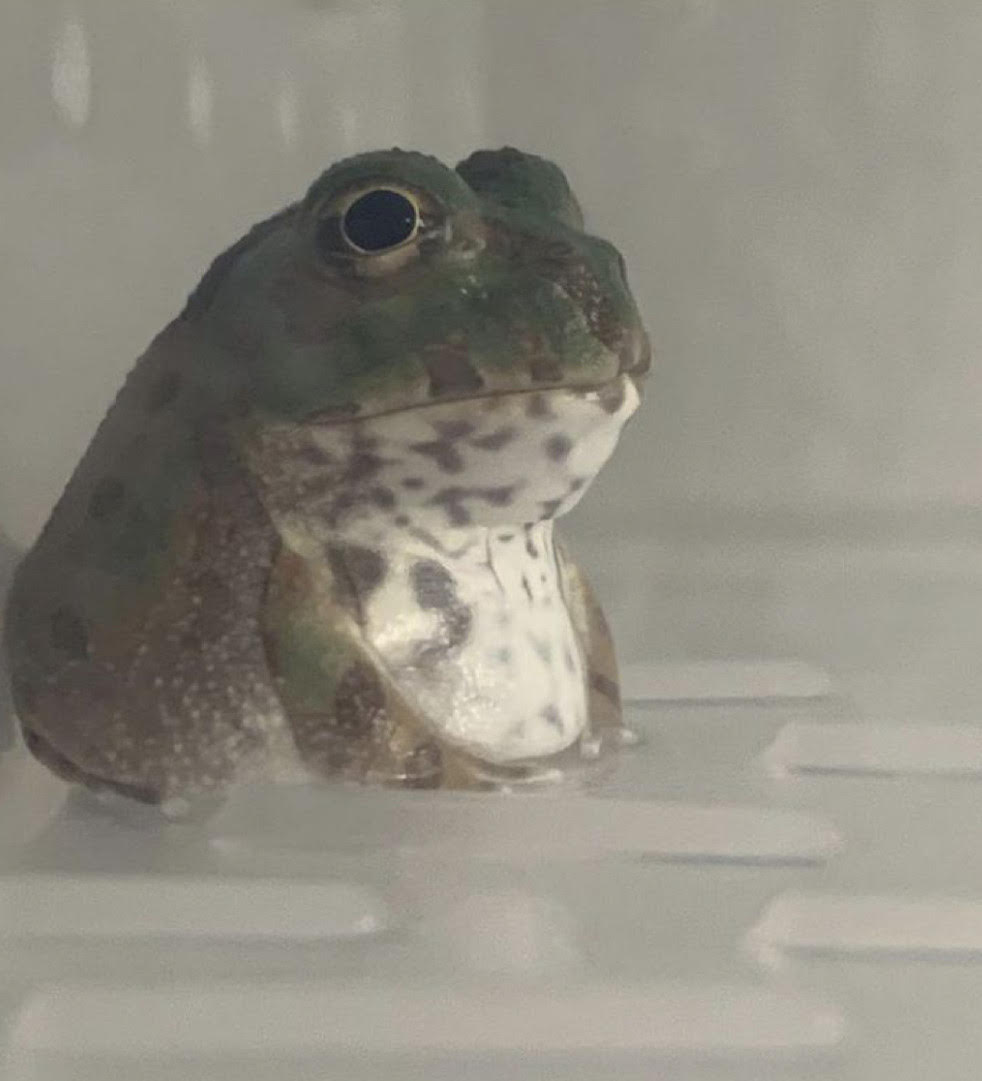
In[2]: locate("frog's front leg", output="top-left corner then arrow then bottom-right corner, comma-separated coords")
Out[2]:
264,546 -> 548,790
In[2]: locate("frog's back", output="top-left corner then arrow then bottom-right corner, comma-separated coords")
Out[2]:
3,315 -> 289,800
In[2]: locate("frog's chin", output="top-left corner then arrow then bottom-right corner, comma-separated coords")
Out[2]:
284,372 -> 642,537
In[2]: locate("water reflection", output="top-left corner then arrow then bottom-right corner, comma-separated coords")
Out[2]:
187,55 -> 214,147
276,75 -> 300,150
51,13 -> 91,129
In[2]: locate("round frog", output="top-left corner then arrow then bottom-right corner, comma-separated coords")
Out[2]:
3,147 -> 650,802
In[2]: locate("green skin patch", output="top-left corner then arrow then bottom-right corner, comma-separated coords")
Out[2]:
3,146 -> 649,801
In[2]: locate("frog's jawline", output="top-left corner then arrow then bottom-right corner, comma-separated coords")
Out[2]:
304,372 -> 640,428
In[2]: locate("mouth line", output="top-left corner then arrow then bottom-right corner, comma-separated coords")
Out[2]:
304,370 -> 640,428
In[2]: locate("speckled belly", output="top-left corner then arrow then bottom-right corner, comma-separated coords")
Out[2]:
359,521 -> 587,761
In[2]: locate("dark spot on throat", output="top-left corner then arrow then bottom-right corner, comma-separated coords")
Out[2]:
540,704 -> 564,731
369,487 -> 396,510
597,378 -> 627,414
530,636 -> 553,663
526,394 -> 552,419
410,440 -> 464,474
429,486 -> 517,527
470,426 -> 516,451
410,560 -> 473,651
433,420 -> 475,440
410,560 -> 458,610
545,433 -> 572,461
346,452 -> 384,482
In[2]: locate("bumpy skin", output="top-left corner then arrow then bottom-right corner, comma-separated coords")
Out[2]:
3,148 -> 650,802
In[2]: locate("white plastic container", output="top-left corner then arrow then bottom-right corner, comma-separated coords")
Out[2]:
4,3 -> 982,1078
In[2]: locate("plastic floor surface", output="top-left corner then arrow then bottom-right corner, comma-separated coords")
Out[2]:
2,530 -> 982,1080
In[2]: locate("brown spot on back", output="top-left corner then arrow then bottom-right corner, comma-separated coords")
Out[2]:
401,477 -> 426,490
529,353 -> 564,384
49,608 -> 88,660
147,371 -> 181,413
88,477 -> 126,520
423,343 -> 485,397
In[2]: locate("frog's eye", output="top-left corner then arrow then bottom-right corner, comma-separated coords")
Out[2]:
342,189 -> 420,252
315,186 -> 423,260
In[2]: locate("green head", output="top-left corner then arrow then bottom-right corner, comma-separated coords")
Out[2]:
184,147 -> 649,426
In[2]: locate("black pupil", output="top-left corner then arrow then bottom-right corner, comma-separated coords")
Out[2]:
342,190 -> 417,252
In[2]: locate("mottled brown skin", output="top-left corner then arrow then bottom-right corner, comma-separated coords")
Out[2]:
3,148 -> 649,803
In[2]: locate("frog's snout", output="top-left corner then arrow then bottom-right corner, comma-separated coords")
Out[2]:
621,324 -> 652,379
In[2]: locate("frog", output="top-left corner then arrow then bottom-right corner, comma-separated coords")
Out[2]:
2,147 -> 650,804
